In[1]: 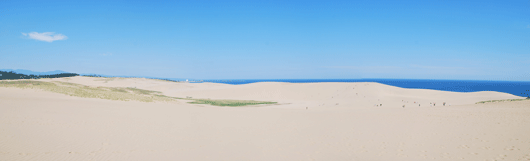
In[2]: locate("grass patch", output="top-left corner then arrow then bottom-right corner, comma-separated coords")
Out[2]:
476,98 -> 530,104
0,80 -> 278,106
109,88 -> 129,93
0,80 -> 174,102
126,87 -> 161,95
188,99 -> 277,107
0,80 -> 55,87
153,94 -> 184,99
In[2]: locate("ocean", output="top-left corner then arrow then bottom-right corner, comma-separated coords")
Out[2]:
191,79 -> 530,98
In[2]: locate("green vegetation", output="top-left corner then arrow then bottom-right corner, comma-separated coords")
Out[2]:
0,80 -> 174,102
0,80 -> 54,88
476,99 -> 529,104
0,80 -> 277,106
83,74 -> 112,78
188,99 -> 277,107
126,87 -> 161,95
109,88 -> 129,93
0,71 -> 78,80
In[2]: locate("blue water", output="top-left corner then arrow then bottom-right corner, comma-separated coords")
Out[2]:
191,79 -> 530,97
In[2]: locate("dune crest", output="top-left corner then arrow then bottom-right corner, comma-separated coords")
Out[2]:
1,76 -> 529,161
37,76 -> 524,108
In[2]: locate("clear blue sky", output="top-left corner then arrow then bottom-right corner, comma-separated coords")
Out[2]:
1,0 -> 529,80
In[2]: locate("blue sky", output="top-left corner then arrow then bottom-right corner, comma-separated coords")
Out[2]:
1,0 -> 529,80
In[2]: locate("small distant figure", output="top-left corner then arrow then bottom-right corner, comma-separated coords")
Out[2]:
443,102 -> 446,106
306,107 -> 308,110
434,103 -> 436,106
380,104 -> 382,106
419,104 -> 420,107
402,105 -> 405,108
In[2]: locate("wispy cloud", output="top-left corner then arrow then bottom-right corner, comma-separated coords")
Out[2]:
21,32 -> 67,42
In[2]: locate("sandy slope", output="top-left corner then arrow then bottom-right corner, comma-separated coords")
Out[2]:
1,76 -> 529,161
40,76 -> 523,109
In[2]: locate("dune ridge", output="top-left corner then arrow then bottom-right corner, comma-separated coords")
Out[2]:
36,76 -> 524,108
1,76 -> 529,161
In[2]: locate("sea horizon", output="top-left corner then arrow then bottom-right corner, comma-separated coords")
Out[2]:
2,69 -> 529,98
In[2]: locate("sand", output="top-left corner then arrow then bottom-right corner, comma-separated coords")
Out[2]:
1,76 -> 529,161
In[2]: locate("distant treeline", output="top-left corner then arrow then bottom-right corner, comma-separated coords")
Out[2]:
83,74 -> 108,78
0,71 -> 79,80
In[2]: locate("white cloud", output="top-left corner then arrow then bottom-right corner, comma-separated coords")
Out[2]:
22,32 -> 67,42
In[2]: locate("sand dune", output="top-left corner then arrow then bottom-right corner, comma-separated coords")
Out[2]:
1,76 -> 529,161
41,76 -> 523,108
